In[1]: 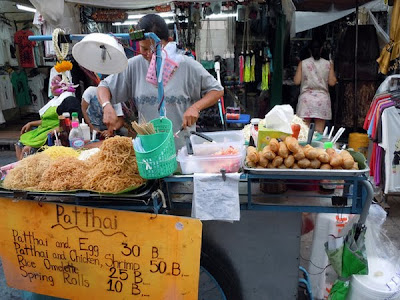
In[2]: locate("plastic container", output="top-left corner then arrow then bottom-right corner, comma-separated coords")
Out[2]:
69,121 -> 84,149
190,130 -> 245,156
177,146 -> 245,174
134,118 -> 177,179
348,257 -> 400,300
80,119 -> 91,142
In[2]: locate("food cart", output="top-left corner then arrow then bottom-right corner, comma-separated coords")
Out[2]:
0,30 -> 373,300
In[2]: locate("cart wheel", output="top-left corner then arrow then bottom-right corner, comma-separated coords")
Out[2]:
199,241 -> 243,300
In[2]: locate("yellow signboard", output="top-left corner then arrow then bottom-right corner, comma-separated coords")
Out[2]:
0,198 -> 202,299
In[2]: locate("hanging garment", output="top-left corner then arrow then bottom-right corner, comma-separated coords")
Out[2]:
261,63 -> 270,91
239,55 -> 244,83
250,54 -> 256,82
27,73 -> 46,113
0,74 -> 16,110
380,106 -> 400,193
14,30 -> 36,68
244,55 -> 251,82
11,70 -> 31,106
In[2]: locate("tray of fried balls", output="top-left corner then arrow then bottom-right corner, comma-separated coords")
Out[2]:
244,137 -> 368,176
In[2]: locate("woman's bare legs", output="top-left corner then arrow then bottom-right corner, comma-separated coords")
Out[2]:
315,119 -> 326,133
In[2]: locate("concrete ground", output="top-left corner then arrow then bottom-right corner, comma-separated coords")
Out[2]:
1,143 -> 400,299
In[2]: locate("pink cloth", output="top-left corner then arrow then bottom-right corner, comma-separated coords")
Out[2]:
239,55 -> 244,83
296,57 -> 332,120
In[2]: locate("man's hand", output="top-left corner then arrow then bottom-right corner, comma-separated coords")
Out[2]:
100,128 -> 114,139
103,105 -> 119,131
182,105 -> 200,128
20,122 -> 32,134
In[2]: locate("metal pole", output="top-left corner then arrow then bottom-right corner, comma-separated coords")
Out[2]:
354,0 -> 359,131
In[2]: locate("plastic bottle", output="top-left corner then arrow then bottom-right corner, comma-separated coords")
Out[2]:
71,112 -> 79,123
62,112 -> 71,133
69,121 -> 84,149
58,115 -> 69,147
80,118 -> 91,142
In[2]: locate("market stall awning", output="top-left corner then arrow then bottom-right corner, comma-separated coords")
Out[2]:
295,0 -> 386,34
294,0 -> 376,12
65,0 -> 220,9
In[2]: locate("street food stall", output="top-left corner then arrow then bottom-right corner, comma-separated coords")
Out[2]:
0,1 -> 386,299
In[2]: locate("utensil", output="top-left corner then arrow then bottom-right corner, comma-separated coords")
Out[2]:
306,123 -> 315,145
189,131 -> 213,142
185,135 -> 194,155
174,126 -> 184,138
332,127 -> 346,145
328,126 -> 335,140
322,126 -> 328,137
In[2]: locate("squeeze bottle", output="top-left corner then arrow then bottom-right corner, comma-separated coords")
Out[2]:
80,119 -> 91,142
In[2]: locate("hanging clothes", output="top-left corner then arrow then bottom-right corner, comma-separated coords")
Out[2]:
364,86 -> 400,192
261,62 -> 270,91
14,30 -> 36,68
0,21 -> 18,66
244,55 -> 251,83
11,70 -> 31,106
0,74 -> 16,110
27,73 -> 46,113
250,54 -> 256,82
239,55 -> 244,83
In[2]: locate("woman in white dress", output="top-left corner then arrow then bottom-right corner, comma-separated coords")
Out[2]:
294,40 -> 337,133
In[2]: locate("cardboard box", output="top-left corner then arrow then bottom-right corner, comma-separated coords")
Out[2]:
257,127 -> 291,151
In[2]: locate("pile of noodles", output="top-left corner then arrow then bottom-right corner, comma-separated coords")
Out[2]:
38,157 -> 89,191
3,153 -> 51,190
3,136 -> 145,193
84,136 -> 145,193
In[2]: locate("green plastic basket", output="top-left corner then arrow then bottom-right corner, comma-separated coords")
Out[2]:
134,118 -> 177,179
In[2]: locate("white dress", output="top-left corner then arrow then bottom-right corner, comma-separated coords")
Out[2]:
296,57 -> 332,120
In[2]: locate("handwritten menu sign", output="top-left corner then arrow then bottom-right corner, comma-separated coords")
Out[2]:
0,198 -> 202,299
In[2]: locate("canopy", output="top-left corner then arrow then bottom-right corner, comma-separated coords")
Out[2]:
295,0 -> 387,34
294,0 -> 376,11
65,0 -> 219,9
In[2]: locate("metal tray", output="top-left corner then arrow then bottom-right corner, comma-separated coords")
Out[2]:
244,166 -> 370,177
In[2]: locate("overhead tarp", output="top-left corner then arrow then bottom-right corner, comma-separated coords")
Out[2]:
294,0 -> 375,11
295,0 -> 388,34
65,0 -> 220,9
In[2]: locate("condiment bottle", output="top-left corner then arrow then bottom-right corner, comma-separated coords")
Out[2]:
80,118 -> 91,142
58,115 -> 69,147
62,112 -> 71,133
69,121 -> 84,149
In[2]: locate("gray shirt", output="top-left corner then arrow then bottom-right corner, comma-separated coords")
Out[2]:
99,53 -> 223,149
